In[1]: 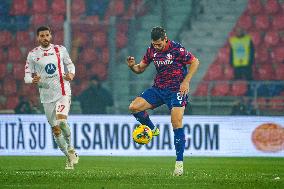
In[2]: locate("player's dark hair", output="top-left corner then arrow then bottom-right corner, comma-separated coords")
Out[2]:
151,26 -> 166,41
36,26 -> 51,36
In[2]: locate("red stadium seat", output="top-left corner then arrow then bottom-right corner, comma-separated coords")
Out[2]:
31,14 -> 48,27
80,48 -> 97,63
255,64 -> 275,80
203,63 -> 223,81
85,16 -> 100,24
211,82 -> 230,96
72,0 -> 86,16
264,30 -> 280,48
75,64 -> 88,80
32,0 -> 48,14
217,47 -> 230,65
255,47 -> 270,64
256,97 -> 267,110
51,0 -> 66,15
74,80 -> 89,97
268,97 -> 284,110
13,63 -> 24,80
255,15 -> 270,31
124,0 -> 145,19
101,47 -> 109,65
8,47 -> 23,62
116,31 -> 128,49
73,32 -> 89,47
223,65 -> 234,80
71,84 -> 80,97
116,20 -> 129,34
272,13 -> 284,30
72,16 -> 100,32
10,0 -> 29,15
271,46 -> 284,62
18,84 -> 36,96
108,0 -> 125,17
89,63 -> 107,80
49,15 -> 65,31
265,0 -> 281,15
15,31 -> 31,47
248,31 -> 263,46
0,50 -> 7,63
3,79 -> 17,96
53,30 -> 64,44
0,64 -> 6,79
193,82 -> 209,96
5,96 -> 19,110
247,0 -> 263,15
274,64 -> 284,80
237,14 -> 253,30
0,31 -> 13,47
230,80 -> 248,96
0,82 -> 3,96
92,31 -> 107,48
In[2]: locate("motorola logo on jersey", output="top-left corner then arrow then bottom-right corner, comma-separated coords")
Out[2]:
45,63 -> 57,74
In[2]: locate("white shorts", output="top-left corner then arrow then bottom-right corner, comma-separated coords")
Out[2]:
43,96 -> 71,127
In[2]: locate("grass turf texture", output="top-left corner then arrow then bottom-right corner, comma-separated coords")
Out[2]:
0,157 -> 283,189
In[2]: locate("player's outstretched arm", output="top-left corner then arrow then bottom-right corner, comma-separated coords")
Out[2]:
126,56 -> 148,74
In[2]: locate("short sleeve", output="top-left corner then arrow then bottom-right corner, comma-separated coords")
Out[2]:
142,47 -> 153,65
179,47 -> 195,65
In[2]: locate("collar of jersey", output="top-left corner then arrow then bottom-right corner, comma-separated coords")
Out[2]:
40,44 -> 53,51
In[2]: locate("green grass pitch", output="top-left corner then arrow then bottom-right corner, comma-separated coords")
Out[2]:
0,156 -> 283,189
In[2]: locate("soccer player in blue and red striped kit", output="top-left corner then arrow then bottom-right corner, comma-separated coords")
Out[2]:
127,26 -> 199,176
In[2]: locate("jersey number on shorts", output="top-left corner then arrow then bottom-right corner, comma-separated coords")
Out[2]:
177,92 -> 183,104
57,105 -> 65,112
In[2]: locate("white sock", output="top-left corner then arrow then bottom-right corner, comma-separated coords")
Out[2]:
57,119 -> 72,149
54,134 -> 68,156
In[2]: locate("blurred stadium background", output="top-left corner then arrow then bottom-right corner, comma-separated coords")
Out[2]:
0,0 -> 283,116
0,1 -> 283,188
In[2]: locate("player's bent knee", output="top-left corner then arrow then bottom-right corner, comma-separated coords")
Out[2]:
56,119 -> 67,128
56,114 -> 67,120
129,103 -> 139,113
52,126 -> 62,137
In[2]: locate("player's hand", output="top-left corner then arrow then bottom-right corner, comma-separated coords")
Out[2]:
179,81 -> 190,96
32,74 -> 41,84
64,73 -> 75,81
127,56 -> 135,68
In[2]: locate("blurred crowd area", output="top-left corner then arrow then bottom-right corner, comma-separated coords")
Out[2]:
0,0 -> 283,116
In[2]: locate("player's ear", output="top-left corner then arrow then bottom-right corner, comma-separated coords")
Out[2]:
164,36 -> 168,42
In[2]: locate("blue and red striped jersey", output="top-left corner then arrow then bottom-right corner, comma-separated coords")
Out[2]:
143,40 -> 195,92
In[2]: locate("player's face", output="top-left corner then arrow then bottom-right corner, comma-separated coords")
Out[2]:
37,30 -> 52,48
152,38 -> 167,51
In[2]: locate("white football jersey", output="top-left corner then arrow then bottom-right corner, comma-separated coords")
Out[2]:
24,44 -> 75,103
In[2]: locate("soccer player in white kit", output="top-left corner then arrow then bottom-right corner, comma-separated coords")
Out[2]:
24,26 -> 79,169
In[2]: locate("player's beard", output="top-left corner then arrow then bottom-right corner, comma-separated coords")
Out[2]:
41,40 -> 50,48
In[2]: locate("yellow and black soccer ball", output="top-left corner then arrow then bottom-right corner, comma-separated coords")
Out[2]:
132,125 -> 153,144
